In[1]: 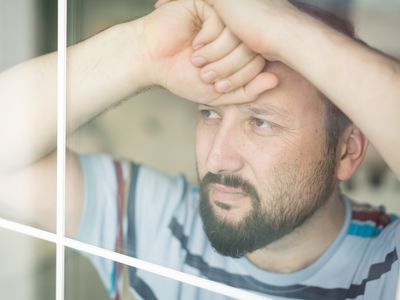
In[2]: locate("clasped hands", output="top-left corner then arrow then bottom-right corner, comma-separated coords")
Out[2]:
144,0 -> 281,106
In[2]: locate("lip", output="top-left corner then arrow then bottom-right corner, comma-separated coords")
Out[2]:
210,183 -> 248,204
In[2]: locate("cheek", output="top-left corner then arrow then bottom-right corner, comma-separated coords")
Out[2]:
245,137 -> 312,197
244,143 -> 285,186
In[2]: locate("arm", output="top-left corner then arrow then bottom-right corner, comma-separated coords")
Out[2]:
0,22 -> 148,234
0,22 -> 148,173
274,9 -> 400,176
0,0 -> 275,235
197,0 -> 400,176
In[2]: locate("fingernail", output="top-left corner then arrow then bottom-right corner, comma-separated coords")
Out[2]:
216,80 -> 232,92
202,70 -> 217,83
192,56 -> 206,67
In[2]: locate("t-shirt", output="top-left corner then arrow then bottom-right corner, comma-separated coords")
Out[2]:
77,154 -> 400,300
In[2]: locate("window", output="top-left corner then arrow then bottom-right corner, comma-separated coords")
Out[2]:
1,1 -> 399,300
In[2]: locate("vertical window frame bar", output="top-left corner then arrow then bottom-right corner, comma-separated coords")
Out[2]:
56,0 -> 67,299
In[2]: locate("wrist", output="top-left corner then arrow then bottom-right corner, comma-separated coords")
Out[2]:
66,19 -> 156,120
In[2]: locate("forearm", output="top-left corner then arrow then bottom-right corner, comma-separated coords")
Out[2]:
0,19 -> 149,173
277,12 -> 400,175
67,20 -> 150,132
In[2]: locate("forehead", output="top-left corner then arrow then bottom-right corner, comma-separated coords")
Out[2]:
240,62 -> 325,120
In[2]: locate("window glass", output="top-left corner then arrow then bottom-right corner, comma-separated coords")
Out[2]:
65,248 -> 108,300
0,228 -> 55,300
2,0 -> 398,299
0,0 -> 57,231
64,0 -> 400,299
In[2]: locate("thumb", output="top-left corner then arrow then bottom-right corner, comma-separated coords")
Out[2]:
153,1 -> 224,50
191,2 -> 224,50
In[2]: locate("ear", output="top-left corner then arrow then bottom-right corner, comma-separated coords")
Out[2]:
336,125 -> 368,181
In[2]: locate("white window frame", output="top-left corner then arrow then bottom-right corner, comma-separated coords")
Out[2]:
4,2 -> 399,299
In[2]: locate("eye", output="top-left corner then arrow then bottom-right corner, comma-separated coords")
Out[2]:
199,109 -> 220,120
250,117 -> 272,129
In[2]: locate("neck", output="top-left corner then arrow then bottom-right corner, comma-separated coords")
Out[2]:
246,188 -> 345,273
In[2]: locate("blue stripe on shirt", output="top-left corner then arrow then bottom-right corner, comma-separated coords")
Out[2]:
348,223 -> 382,238
109,261 -> 118,297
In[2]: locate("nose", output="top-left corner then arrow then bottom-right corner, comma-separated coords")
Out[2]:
205,122 -> 244,175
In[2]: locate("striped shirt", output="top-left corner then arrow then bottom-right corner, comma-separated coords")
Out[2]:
77,154 -> 400,300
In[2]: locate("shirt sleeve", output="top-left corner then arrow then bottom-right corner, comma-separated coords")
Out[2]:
76,154 -> 192,297
76,153 -> 118,295
127,163 -> 189,264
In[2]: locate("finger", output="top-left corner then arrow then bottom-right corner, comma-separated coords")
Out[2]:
214,55 -> 266,93
199,43 -> 255,83
245,72 -> 280,97
192,3 -> 224,50
192,28 -> 240,67
209,72 -> 279,105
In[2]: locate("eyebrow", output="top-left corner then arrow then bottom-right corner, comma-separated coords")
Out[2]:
242,104 -> 290,119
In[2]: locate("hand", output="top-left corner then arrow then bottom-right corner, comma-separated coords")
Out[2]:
139,0 -> 278,105
190,21 -> 277,94
191,0 -> 298,62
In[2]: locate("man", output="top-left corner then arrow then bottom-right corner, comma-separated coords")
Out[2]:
0,0 -> 399,299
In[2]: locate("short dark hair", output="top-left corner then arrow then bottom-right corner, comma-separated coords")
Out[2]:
290,1 -> 355,151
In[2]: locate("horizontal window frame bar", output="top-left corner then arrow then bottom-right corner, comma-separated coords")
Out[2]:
0,217 -> 272,300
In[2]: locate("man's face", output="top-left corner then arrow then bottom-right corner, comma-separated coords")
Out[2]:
196,63 -> 338,258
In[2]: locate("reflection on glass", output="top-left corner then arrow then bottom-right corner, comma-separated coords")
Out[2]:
65,248 -> 108,300
64,1 -> 400,300
0,0 -> 57,231
66,248 -> 238,300
0,228 -> 55,300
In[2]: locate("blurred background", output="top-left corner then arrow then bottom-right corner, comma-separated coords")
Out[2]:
0,0 -> 399,299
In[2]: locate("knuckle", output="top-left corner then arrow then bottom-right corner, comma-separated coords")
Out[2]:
248,56 -> 265,72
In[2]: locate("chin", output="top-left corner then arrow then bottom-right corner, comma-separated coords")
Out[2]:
211,201 -> 252,225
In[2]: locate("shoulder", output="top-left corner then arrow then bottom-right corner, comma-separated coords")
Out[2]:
343,199 -> 400,287
346,199 -> 400,265
348,200 -> 398,239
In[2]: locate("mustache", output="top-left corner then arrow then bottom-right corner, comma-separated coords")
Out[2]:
200,173 -> 260,202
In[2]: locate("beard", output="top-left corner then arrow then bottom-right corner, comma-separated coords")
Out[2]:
199,150 -> 337,258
